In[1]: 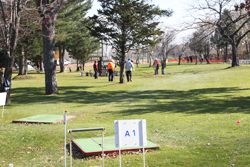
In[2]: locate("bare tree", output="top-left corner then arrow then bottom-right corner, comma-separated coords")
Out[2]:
188,0 -> 250,67
0,0 -> 33,104
178,44 -> 187,65
189,31 -> 203,65
157,30 -> 177,74
210,29 -> 227,60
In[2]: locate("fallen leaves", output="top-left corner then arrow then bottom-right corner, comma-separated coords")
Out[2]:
70,144 -> 154,161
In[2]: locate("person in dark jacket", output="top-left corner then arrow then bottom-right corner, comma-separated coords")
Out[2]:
93,60 -> 98,79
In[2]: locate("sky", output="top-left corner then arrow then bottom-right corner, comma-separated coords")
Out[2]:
88,0 -> 193,43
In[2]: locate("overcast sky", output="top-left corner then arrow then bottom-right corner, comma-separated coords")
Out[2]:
88,0 -> 192,43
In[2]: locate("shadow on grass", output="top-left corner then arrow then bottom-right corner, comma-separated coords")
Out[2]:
10,85 -> 250,115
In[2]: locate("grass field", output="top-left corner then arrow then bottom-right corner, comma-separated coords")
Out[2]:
1,62 -> 250,167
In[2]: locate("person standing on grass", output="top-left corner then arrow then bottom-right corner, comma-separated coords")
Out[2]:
14,63 -> 18,70
125,58 -> 135,82
187,56 -> 189,63
37,62 -> 40,72
155,58 -> 160,75
93,60 -> 98,79
200,54 -> 204,63
107,59 -> 115,81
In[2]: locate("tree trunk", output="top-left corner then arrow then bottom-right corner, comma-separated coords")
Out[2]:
205,45 -> 210,64
149,56 -> 152,67
231,43 -> 239,67
19,46 -> 25,75
43,15 -> 58,94
205,56 -> 210,64
82,61 -> 85,71
0,69 -> 4,92
161,57 -> 166,74
216,49 -> 220,60
225,42 -> 228,62
40,56 -> 44,72
249,43 -> 250,55
4,52 -> 15,104
178,55 -> 181,65
24,52 -> 28,75
136,57 -> 139,67
245,41 -> 248,54
4,25 -> 19,104
119,51 -> 125,83
59,46 -> 65,73
76,58 -> 79,71
204,52 -> 210,64
20,49 -> 28,75
142,53 -> 144,64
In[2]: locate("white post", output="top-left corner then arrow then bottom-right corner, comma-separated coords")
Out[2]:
118,121 -> 121,167
70,132 -> 72,167
0,92 -> 7,118
102,129 -> 104,167
142,120 -> 145,167
143,145 -> 145,167
64,111 -> 67,167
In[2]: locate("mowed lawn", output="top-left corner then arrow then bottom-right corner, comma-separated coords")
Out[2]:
1,62 -> 250,167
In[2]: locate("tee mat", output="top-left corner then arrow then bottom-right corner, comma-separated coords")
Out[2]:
72,136 -> 159,156
12,115 -> 76,124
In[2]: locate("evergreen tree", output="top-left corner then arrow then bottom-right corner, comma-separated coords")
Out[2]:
36,0 -> 80,95
17,9 -> 42,75
56,0 -> 99,72
89,0 -> 173,83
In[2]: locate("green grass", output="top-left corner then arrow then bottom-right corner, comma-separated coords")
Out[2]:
1,62 -> 250,167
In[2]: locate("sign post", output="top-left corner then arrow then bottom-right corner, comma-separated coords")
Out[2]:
114,119 -> 147,167
64,111 -> 67,167
0,92 -> 7,118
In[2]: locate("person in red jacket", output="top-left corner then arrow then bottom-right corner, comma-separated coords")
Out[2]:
155,58 -> 160,75
93,60 -> 98,79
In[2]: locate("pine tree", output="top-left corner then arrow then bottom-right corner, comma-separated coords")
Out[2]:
55,0 -> 99,72
89,0 -> 173,83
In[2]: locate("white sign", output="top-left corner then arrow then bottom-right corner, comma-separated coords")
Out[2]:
114,119 -> 147,148
0,92 -> 7,106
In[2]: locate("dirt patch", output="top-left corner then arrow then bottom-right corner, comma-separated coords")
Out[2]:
12,75 -> 36,80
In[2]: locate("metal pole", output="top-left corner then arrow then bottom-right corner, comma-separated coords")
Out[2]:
69,128 -> 105,132
67,127 -> 105,166
143,143 -> 145,167
64,111 -> 67,167
142,119 -> 146,167
118,122 -> 121,167
142,120 -> 145,167
70,131 -> 72,167
102,129 -> 104,167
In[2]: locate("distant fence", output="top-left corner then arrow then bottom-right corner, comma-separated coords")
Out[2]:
229,59 -> 250,65
168,59 -> 227,63
239,60 -> 250,64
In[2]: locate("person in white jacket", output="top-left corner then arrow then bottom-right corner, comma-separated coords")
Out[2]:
125,58 -> 135,82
